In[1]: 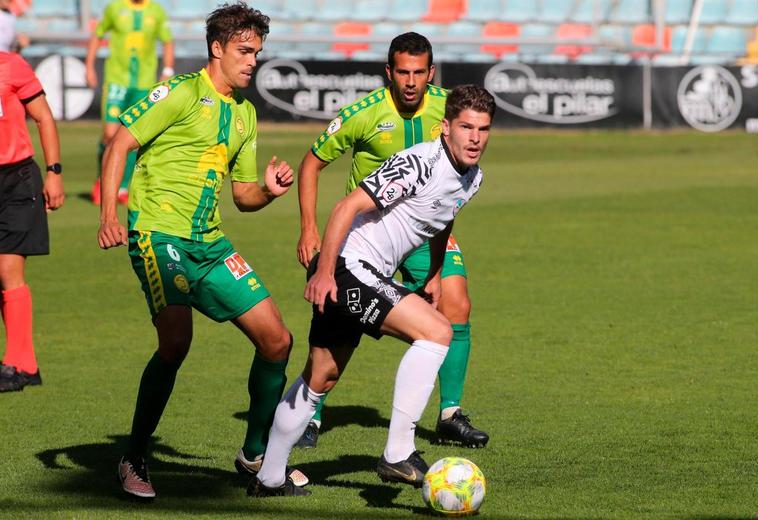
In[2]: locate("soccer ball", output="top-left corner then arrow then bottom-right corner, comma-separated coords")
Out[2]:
422,457 -> 486,516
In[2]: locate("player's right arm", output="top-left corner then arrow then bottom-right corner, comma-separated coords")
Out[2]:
297,150 -> 330,268
98,126 -> 139,249
85,5 -> 113,88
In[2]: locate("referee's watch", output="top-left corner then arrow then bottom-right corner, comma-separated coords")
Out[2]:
46,163 -> 62,174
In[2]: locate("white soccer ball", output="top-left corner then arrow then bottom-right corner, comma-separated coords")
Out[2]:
422,457 -> 486,516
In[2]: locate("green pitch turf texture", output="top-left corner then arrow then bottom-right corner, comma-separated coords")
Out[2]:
1,122 -> 756,519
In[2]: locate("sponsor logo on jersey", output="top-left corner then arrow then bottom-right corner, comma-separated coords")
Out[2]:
376,121 -> 395,132
452,198 -> 465,217
347,287 -> 362,313
327,116 -> 342,135
248,277 -> 261,291
173,274 -> 190,294
224,252 -> 252,280
149,85 -> 169,103
200,96 -> 214,106
446,237 -> 461,252
677,65 -> 742,132
235,116 -> 245,135
431,199 -> 442,210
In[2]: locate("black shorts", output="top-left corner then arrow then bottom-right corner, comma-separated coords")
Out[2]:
0,158 -> 49,256
307,254 -> 412,348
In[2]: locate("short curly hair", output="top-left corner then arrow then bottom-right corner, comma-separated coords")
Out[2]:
206,2 -> 270,59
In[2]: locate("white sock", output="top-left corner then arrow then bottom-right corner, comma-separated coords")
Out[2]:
257,376 -> 323,487
441,406 -> 461,421
383,340 -> 448,463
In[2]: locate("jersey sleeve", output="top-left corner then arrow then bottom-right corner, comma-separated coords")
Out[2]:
310,105 -> 369,163
95,4 -> 114,38
119,81 -> 192,146
358,151 -> 430,209
230,107 -> 258,183
12,55 -> 44,102
156,6 -> 172,43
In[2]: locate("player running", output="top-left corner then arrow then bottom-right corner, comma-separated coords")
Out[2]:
294,32 -> 488,449
0,50 -> 65,392
97,3 -> 306,499
251,85 -> 495,496
85,0 -> 174,205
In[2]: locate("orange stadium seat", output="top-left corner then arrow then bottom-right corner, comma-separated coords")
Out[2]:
480,22 -> 520,58
9,0 -> 31,16
632,23 -> 672,52
746,27 -> 758,63
332,22 -> 372,58
554,23 -> 592,59
423,0 -> 466,23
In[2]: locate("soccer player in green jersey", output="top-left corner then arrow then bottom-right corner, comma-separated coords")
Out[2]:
85,0 -> 174,205
97,3 -> 307,499
295,32 -> 489,449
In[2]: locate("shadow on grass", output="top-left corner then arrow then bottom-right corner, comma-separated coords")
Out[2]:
232,404 -> 438,444
31,435 -> 430,515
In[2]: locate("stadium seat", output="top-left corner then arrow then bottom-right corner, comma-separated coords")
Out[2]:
539,0 -> 575,24
502,0 -> 538,22
745,29 -> 758,62
172,0 -> 212,21
598,24 -> 631,48
726,0 -> 758,26
571,0 -> 601,23
480,21 -> 520,58
354,21 -> 404,57
519,23 -> 552,55
698,1 -> 728,24
611,0 -> 649,23
409,22 -> 445,40
283,0 -> 319,21
463,0 -> 502,23
8,0 -> 31,16
318,0 -> 353,22
554,23 -> 593,59
29,0 -> 76,17
664,0 -> 692,24
349,0 -> 391,22
332,22 -> 372,58
387,0 -> 428,22
632,24 -> 672,52
671,25 -> 707,53
422,0 -> 465,23
296,22 -> 344,59
438,21 -> 481,59
708,26 -> 748,56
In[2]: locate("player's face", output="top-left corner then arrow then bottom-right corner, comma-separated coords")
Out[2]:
441,109 -> 492,169
386,52 -> 435,113
215,31 -> 263,91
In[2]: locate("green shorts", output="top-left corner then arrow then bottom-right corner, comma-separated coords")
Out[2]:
397,234 -> 468,293
128,231 -> 270,321
102,82 -> 149,124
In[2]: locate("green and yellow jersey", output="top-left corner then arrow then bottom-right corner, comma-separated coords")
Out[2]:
311,84 -> 447,193
97,0 -> 172,89
120,69 -> 259,242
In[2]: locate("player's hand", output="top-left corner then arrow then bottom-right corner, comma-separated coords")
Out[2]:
264,156 -> 294,198
297,227 -> 321,269
97,219 -> 128,249
43,173 -> 65,211
304,268 -> 337,314
421,275 -> 442,309
86,67 -> 98,89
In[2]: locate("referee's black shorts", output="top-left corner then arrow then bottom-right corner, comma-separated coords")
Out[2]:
0,158 -> 49,256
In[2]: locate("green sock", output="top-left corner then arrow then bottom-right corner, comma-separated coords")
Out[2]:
121,150 -> 137,190
438,323 -> 471,411
311,392 -> 328,423
127,352 -> 181,457
242,353 -> 288,460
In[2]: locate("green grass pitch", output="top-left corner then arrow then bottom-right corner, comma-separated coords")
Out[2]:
1,122 -> 757,519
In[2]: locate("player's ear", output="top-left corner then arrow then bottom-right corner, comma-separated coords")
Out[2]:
441,118 -> 450,137
385,63 -> 392,82
211,40 -> 223,59
428,63 -> 436,81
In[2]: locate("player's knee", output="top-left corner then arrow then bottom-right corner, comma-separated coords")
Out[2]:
259,328 -> 293,362
424,317 -> 453,346
440,292 -> 471,324
157,335 -> 191,365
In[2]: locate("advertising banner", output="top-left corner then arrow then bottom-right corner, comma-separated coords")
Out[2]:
23,55 -> 758,132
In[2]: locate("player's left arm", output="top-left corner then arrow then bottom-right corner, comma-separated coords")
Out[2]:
25,94 -> 64,211
232,156 -> 294,212
423,221 -> 454,309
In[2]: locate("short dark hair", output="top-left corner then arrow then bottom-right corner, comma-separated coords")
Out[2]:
387,32 -> 433,70
206,2 -> 270,60
445,85 -> 496,121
